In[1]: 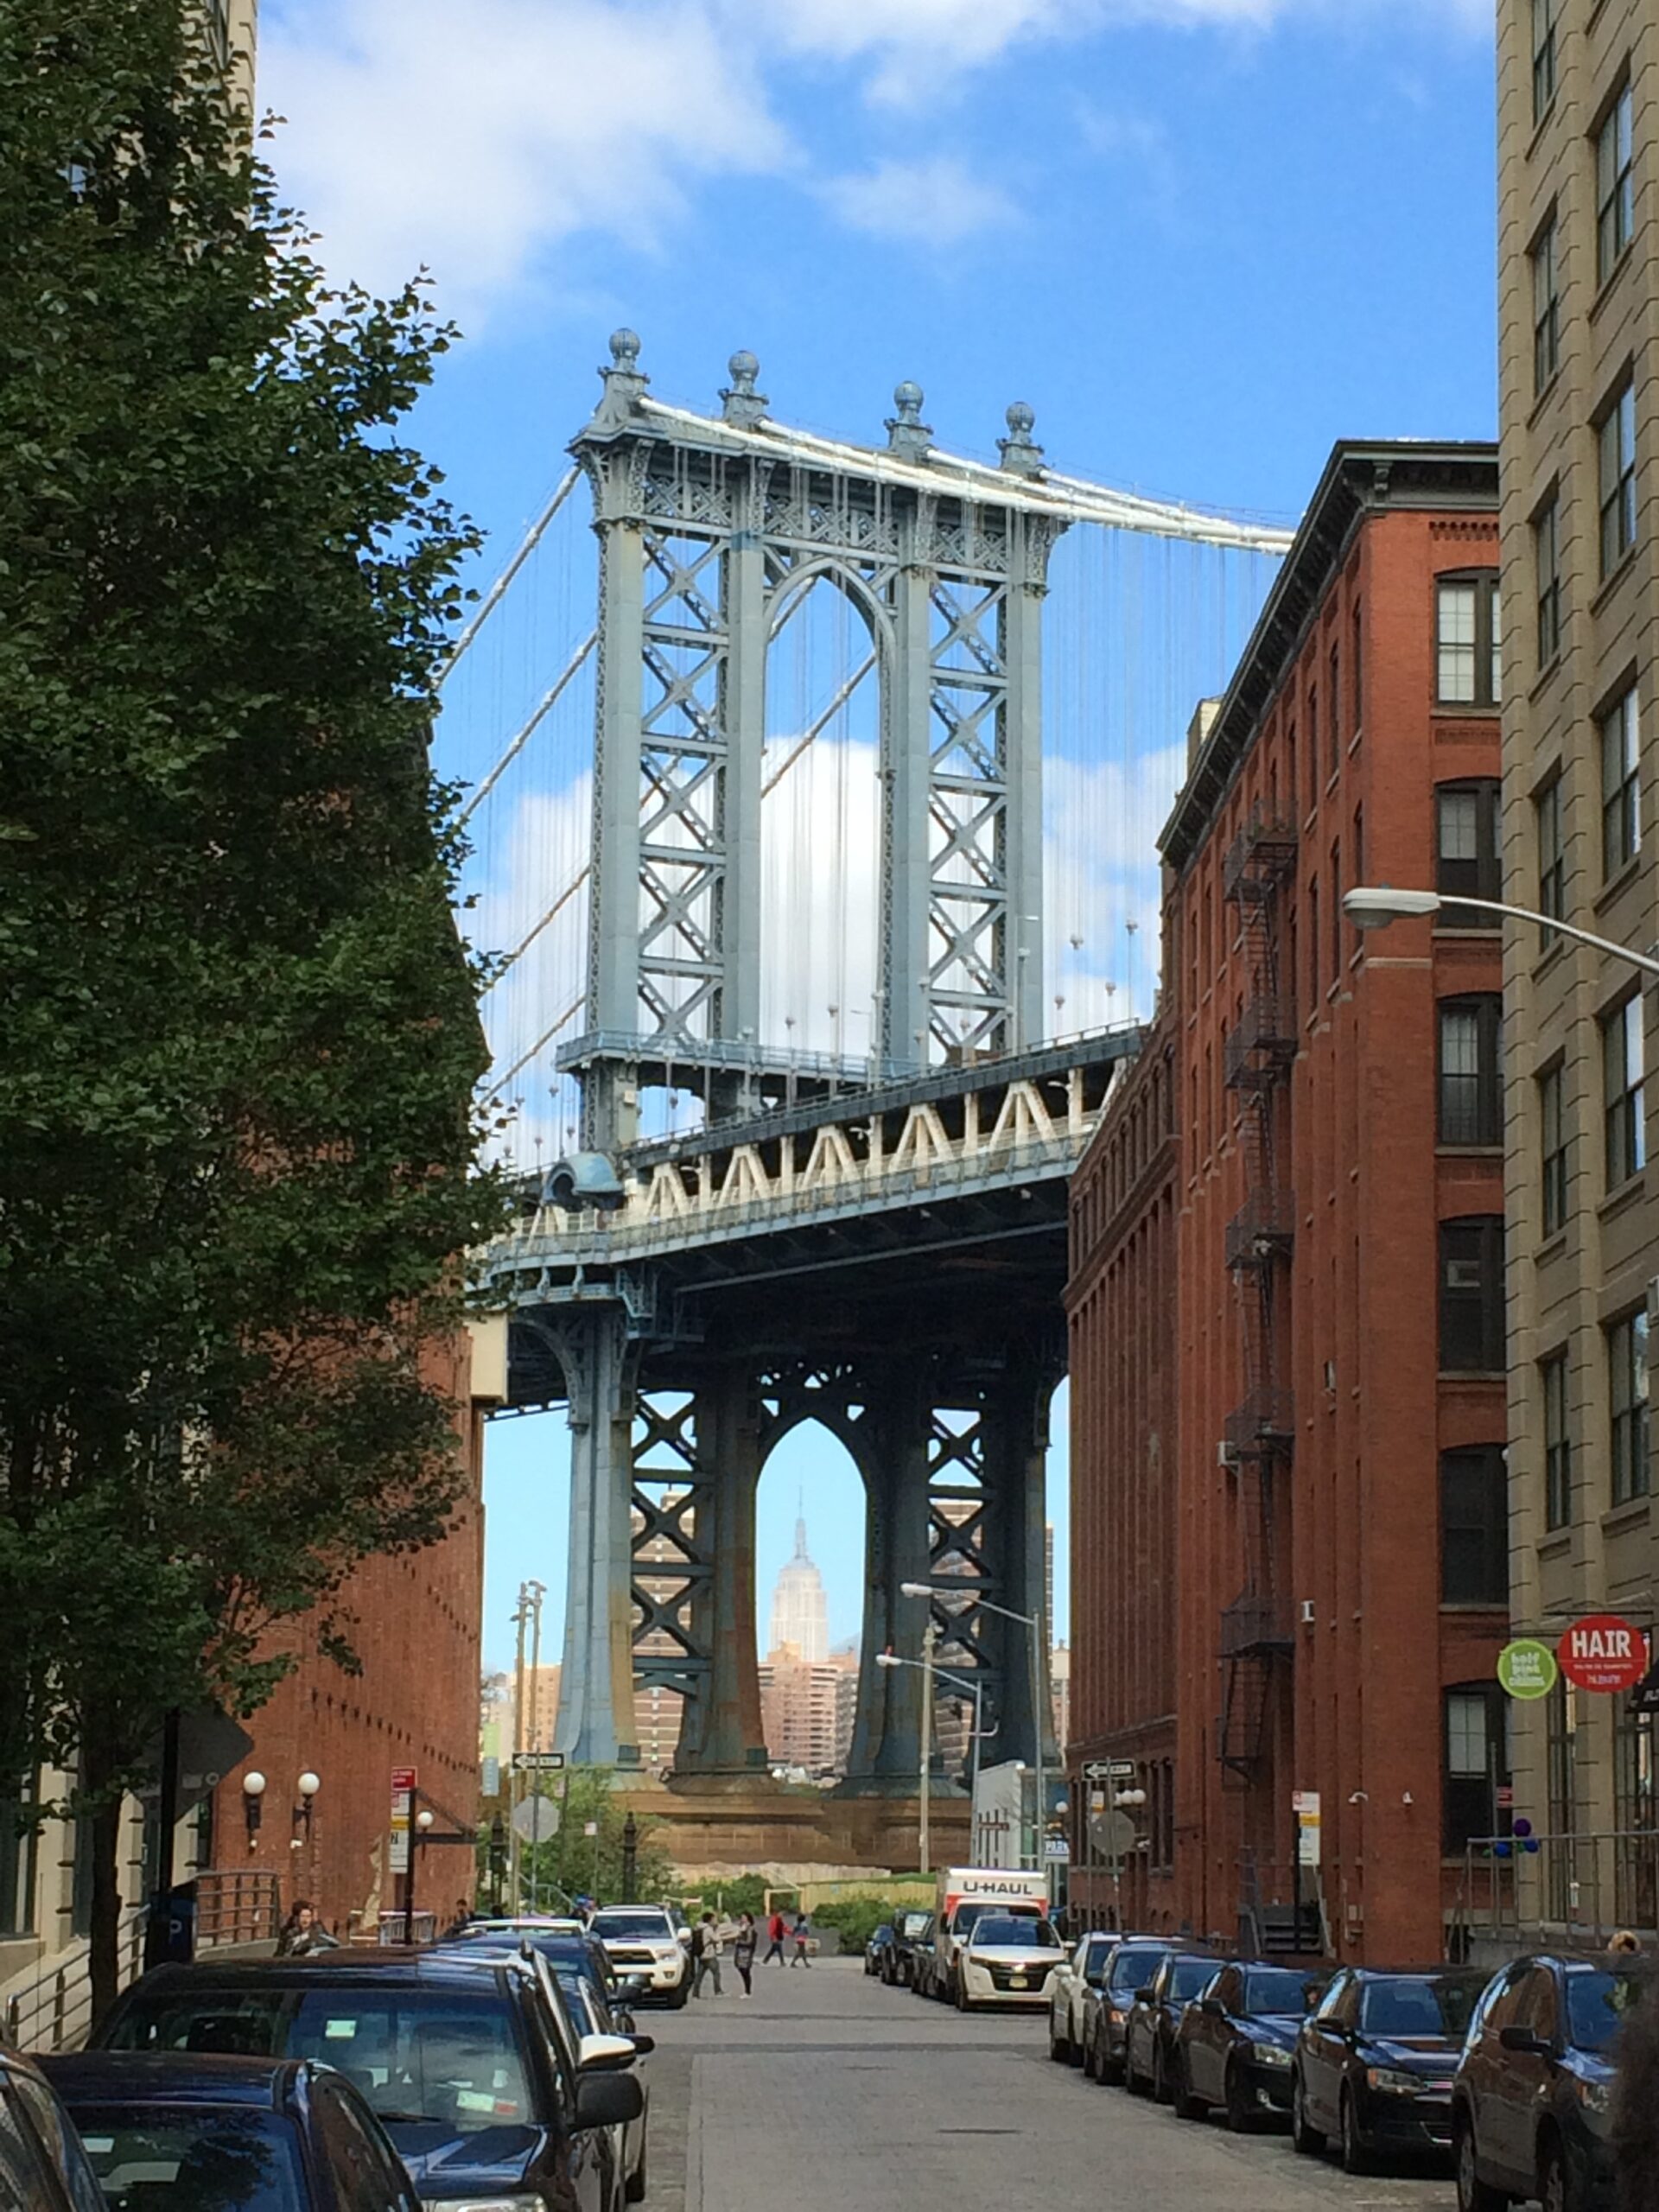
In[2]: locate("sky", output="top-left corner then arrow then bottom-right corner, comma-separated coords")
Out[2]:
257,0 -> 1500,1677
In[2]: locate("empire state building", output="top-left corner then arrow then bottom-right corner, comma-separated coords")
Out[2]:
767,1510 -> 829,1663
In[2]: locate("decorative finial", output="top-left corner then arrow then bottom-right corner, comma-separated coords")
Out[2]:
999,399 -> 1044,477
886,379 -> 932,461
592,327 -> 649,429
721,348 -> 767,429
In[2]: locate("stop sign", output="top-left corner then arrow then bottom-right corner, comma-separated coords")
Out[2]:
1557,1614 -> 1649,1694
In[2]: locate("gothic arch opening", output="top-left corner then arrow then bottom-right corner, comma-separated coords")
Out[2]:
753,1419 -> 866,1783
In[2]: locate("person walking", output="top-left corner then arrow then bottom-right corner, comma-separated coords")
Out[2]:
790,1909 -> 812,1968
763,1908 -> 787,1966
732,1912 -> 757,1998
276,1902 -> 338,1956
693,1910 -> 723,1999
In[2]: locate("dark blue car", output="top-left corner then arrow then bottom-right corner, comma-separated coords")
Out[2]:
39,2052 -> 417,2212
1173,1960 -> 1329,2127
87,1952 -> 639,2212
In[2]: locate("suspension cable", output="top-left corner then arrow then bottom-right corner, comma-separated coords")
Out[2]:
440,467 -> 581,687
458,629 -> 597,826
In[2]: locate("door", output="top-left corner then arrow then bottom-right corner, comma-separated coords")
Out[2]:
1301,1973 -> 1355,2131
1192,1967 -> 1241,2102
1490,1965 -> 1556,2190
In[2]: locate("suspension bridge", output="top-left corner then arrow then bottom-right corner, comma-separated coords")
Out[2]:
446,333 -> 1293,1855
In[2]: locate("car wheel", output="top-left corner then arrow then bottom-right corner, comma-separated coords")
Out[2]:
1224,2058 -> 1254,2133
954,1974 -> 969,2013
1339,2088 -> 1370,2175
1171,2050 -> 1204,2121
1082,2026 -> 1100,2081
1290,2071 -> 1325,2157
1153,2040 -> 1172,2105
625,2136 -> 648,2204
1454,2112 -> 1507,2212
1067,2012 -> 1085,2066
667,1981 -> 690,2011
1049,2018 -> 1071,2063
1126,2040 -> 1148,2096
1102,2038 -> 1125,2088
1538,2133 -> 1572,2212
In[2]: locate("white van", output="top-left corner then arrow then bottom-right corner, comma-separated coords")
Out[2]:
931,1867 -> 1049,2006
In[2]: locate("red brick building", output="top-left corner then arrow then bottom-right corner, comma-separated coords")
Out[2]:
209,1322 -> 499,1939
1067,443 -> 1508,1961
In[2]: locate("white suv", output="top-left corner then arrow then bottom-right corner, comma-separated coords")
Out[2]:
588,1906 -> 691,2008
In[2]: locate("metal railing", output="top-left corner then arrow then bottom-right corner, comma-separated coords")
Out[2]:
3,1910 -> 147,2054
372,1911 -> 437,1946
1452,1828 -> 1659,1955
196,1869 -> 281,1950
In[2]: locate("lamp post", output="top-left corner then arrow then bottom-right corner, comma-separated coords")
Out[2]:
901,1582 -> 1048,1883
877,1650 -> 991,1855
241,1771 -> 266,1853
1344,885 -> 1659,978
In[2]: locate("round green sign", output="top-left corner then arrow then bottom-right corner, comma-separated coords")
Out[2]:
1497,1638 -> 1559,1700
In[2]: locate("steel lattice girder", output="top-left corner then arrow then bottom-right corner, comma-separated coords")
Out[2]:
631,1390 -> 713,1692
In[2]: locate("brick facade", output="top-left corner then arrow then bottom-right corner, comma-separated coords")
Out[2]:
1068,444 -> 1510,1962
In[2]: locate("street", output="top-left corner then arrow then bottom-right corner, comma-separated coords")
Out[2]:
641,1960 -> 1449,2212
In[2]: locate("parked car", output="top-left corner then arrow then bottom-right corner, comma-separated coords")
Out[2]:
1084,1940 -> 1179,2084
1292,1963 -> 1488,2176
1173,1959 -> 1328,2128
0,2042 -> 105,2212
1124,1950 -> 1224,2100
885,1910 -> 933,1988
909,1921 -> 940,2000
86,1951 -> 641,2212
40,2051 -> 419,2212
587,1908 -> 691,2009
1452,1950 -> 1645,2212
955,1915 -> 1065,2013
557,1967 -> 653,2205
865,1923 -> 897,1978
1048,1930 -> 1121,2063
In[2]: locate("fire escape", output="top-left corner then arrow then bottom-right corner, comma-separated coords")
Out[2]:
1217,806 -> 1297,1786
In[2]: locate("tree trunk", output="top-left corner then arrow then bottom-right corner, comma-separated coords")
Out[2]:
82,1735 -> 125,2030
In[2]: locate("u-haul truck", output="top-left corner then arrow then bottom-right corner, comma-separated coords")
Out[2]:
931,1866 -> 1049,2005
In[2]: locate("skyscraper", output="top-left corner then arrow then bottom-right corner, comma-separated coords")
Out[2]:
767,1506 -> 830,1663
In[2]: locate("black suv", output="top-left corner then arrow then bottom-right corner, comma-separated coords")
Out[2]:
88,1950 -> 640,2212
1452,1951 -> 1643,2212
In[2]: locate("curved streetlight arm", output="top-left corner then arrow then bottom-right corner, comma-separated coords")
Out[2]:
877,1651 -> 987,1706
1344,887 -> 1659,980
900,1580 -> 1037,1630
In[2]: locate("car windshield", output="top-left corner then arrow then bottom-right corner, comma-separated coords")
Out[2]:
72,2109 -> 305,2212
1359,1975 -> 1484,2038
971,1917 -> 1058,1948
103,1988 -> 532,2134
1084,1937 -> 1116,1976
1244,1968 -> 1317,2015
1108,1948 -> 1166,1993
1167,1957 -> 1218,2000
900,1913 -> 931,1938
1567,1967 -> 1645,2053
589,1911 -> 671,1939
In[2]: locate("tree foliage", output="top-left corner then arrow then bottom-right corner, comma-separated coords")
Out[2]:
510,1770 -> 676,1913
0,0 -> 507,2008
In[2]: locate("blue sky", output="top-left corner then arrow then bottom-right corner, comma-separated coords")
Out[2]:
259,0 -> 1498,1676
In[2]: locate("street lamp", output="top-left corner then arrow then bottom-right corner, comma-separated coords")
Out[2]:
241,1771 -> 266,1852
877,1651 -> 994,1845
901,1581 -> 1048,1882
1344,886 -> 1659,978
293,1771 -> 320,1845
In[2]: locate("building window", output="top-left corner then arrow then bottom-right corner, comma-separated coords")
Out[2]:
1600,683 -> 1641,880
1534,497 -> 1561,670
1614,1709 -> 1656,1927
1597,84 -> 1635,286
1329,841 -> 1341,985
1610,1308 -> 1651,1505
1603,994 -> 1645,1187
1436,574 -> 1502,707
1543,1350 -> 1572,1529
1308,684 -> 1319,798
1536,774 -> 1566,925
1532,217 -> 1560,395
1351,603 -> 1363,733
1440,1217 -> 1506,1373
1599,378 -> 1637,577
1441,1447 -> 1509,1605
1546,1682 -> 1577,1916
1439,996 -> 1503,1146
1329,642 -> 1341,769
1307,875 -> 1319,1014
1532,0 -> 1556,124
1541,1062 -> 1568,1237
1437,780 -> 1502,925
1445,1685 -> 1508,1853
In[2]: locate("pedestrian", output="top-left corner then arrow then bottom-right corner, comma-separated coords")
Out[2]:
276,1901 -> 337,1956
443,1897 -> 473,1937
692,1910 -> 723,1998
732,1912 -> 757,1998
1610,1928 -> 1642,1955
1613,1967 -> 1659,2206
763,1908 -> 787,1966
790,1909 -> 812,1967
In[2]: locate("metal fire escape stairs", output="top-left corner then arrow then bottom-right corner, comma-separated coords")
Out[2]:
1217,808 -> 1298,1786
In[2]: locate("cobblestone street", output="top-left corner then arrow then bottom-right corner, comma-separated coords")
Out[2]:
641,1960 -> 1452,2212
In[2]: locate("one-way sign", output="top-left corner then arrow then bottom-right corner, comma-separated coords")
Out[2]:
1083,1759 -> 1136,1780
512,1751 -> 566,1772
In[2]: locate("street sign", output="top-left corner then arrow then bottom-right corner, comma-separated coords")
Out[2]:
1083,1759 -> 1136,1780
1293,1789 -> 1321,1868
389,1765 -> 416,1874
582,1821 -> 599,1838
512,1751 -> 567,1772
1045,1837 -> 1070,1862
1497,1638 -> 1559,1700
480,1756 -> 500,1798
1558,1614 -> 1649,1694
1088,1808 -> 1136,1860
512,1797 -> 560,1843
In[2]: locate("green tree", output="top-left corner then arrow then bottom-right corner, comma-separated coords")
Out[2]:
519,1770 -> 675,1910
0,0 -> 506,2015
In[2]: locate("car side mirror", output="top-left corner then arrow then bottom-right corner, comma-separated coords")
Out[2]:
577,2031 -> 639,2074
1135,1986 -> 1155,2004
1498,2024 -> 1548,2056
575,2070 -> 645,2132
630,2032 -> 656,2056
1199,1997 -> 1224,2018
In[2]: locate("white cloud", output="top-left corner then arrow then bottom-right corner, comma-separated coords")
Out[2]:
816,156 -> 1016,246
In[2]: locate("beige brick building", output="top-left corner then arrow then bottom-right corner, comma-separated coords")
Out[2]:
1499,0 -> 1659,1928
